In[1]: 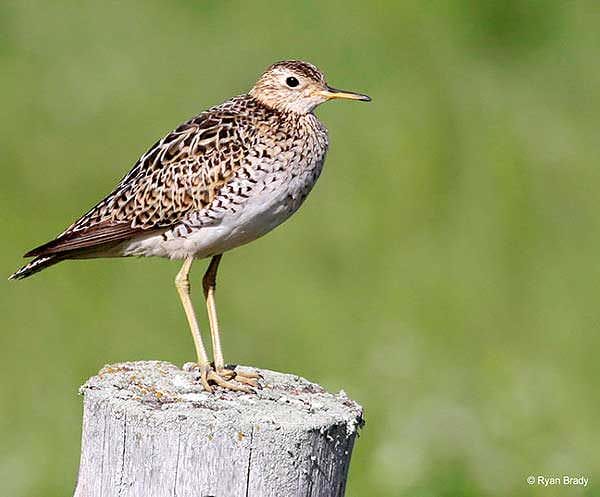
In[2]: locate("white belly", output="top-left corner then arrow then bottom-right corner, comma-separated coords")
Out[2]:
118,173 -> 313,260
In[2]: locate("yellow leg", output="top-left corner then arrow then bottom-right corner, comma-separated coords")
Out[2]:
202,255 -> 259,387
175,257 -> 212,392
203,254 -> 225,370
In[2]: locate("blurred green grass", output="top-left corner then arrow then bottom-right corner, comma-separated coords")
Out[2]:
2,1 -> 600,496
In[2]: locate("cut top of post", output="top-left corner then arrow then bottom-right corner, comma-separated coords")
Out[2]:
80,361 -> 364,436
75,361 -> 364,497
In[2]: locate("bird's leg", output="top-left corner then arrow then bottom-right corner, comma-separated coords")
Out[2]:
176,257 -> 252,393
175,257 -> 213,392
203,254 -> 225,371
202,255 -> 259,388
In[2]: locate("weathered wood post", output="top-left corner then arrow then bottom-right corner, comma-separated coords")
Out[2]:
73,361 -> 363,497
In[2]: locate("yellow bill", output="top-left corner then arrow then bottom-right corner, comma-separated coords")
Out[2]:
317,86 -> 371,102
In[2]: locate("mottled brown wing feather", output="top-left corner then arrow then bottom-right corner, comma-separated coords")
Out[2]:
24,221 -> 148,257
24,96 -> 257,259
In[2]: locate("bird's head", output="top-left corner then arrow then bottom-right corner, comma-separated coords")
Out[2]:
249,60 -> 371,114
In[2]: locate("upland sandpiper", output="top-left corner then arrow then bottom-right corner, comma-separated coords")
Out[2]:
10,60 -> 371,392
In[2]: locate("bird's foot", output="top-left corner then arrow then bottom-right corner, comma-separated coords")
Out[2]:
186,363 -> 260,393
218,367 -> 260,388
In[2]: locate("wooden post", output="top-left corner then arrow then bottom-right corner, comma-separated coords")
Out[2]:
73,361 -> 363,497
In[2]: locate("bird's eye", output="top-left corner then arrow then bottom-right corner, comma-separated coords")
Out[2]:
286,76 -> 300,88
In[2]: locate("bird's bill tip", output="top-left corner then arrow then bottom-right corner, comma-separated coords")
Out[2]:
318,86 -> 371,102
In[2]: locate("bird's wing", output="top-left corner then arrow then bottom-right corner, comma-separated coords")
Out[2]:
26,100 -> 255,258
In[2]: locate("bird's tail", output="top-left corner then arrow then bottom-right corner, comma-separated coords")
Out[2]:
8,255 -> 63,280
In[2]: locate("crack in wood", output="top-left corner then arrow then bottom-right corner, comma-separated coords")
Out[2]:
117,415 -> 127,497
244,426 -> 254,497
172,423 -> 182,497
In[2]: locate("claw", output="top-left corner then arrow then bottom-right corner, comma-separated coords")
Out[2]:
207,370 -> 253,393
235,375 -> 259,387
190,364 -> 258,393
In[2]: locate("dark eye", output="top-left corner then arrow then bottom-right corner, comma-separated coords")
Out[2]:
286,76 -> 300,88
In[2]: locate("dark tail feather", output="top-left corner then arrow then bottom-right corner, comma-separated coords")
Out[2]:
9,255 -> 63,280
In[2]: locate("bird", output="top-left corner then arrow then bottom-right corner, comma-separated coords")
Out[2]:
10,60 -> 371,392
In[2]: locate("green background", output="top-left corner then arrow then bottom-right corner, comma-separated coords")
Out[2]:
1,1 -> 599,496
